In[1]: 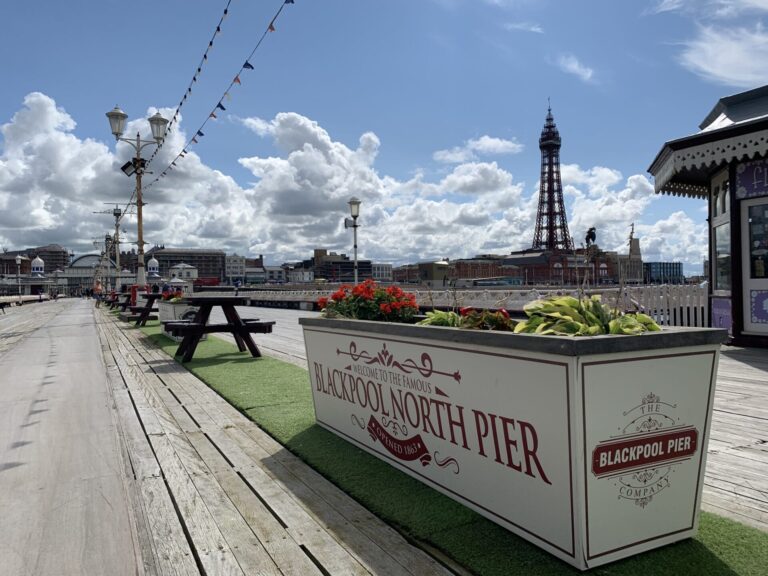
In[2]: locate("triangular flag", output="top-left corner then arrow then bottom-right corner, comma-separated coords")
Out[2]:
268,22 -> 275,32
197,130 -> 204,137
197,67 -> 201,74
216,26 -> 221,34
285,0 -> 294,4
171,161 -> 176,166
203,54 -> 207,61
224,92 -> 231,100
210,112 -> 217,119
208,40 -> 213,48
191,137 -> 198,144
216,102 -> 226,111
233,75 -> 241,85
243,61 -> 254,70
193,75 -> 197,83
223,8 -> 228,17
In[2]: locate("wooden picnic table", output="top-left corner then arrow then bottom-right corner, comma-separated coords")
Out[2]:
133,293 -> 162,327
115,292 -> 133,312
164,295 -> 274,363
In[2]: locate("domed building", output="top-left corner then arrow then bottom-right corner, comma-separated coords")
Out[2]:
31,256 -> 45,278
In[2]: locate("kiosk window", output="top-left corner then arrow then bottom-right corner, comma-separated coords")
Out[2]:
714,223 -> 731,291
748,204 -> 768,279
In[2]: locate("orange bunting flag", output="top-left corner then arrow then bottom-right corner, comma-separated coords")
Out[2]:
233,75 -> 241,85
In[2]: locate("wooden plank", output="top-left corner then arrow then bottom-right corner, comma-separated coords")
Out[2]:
185,432 -> 323,576
139,476 -> 202,576
167,432 -> 284,576
149,433 -> 246,576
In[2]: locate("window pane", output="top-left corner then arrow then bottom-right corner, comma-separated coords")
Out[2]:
748,204 -> 768,279
714,223 -> 731,291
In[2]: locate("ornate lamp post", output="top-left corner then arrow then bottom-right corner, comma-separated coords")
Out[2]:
15,254 -> 21,298
105,106 -> 168,287
345,197 -> 361,284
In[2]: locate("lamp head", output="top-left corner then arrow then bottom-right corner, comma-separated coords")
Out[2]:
106,105 -> 128,140
148,111 -> 169,142
15,254 -> 22,265
348,196 -> 361,218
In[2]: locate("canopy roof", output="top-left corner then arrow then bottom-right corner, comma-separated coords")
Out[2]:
649,85 -> 768,198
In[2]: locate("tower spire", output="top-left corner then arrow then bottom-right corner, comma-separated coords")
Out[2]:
531,105 -> 573,252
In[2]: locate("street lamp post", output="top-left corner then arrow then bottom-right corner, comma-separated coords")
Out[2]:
106,106 -> 168,287
15,254 -> 21,300
345,197 -> 361,284
105,233 -> 113,292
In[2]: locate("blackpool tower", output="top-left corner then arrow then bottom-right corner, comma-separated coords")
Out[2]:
531,106 -> 573,252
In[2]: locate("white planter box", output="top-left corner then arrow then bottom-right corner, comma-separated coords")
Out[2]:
299,318 -> 726,570
157,301 -> 204,342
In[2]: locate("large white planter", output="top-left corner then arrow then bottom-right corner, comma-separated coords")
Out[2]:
299,318 -> 727,570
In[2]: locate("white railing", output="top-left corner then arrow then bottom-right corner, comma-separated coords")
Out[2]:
244,284 -> 710,328
620,284 -> 709,327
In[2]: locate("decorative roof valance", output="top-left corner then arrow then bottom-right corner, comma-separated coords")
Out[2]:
649,118 -> 768,198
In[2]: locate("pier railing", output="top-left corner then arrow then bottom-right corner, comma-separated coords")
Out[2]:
225,284 -> 710,328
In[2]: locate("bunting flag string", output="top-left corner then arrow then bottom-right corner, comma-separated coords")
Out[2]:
145,0 -> 296,192
145,0 -> 234,168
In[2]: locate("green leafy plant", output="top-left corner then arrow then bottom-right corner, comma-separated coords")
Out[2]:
318,280 -> 418,323
514,294 -> 661,336
417,307 -> 517,331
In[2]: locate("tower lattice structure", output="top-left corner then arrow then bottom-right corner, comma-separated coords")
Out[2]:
531,106 -> 573,252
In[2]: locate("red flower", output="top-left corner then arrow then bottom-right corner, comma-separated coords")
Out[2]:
317,297 -> 328,309
459,307 -> 474,316
498,308 -> 510,318
379,303 -> 392,314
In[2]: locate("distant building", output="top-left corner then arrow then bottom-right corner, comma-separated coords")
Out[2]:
392,264 -> 419,284
416,261 -> 452,288
643,262 -> 684,284
225,254 -> 246,283
371,263 -> 393,282
169,262 -> 198,280
145,246 -> 225,282
288,267 -> 314,283
310,249 -> 372,283
27,244 -> 70,272
264,266 -> 286,284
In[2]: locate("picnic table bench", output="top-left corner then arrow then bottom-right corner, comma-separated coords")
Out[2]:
162,296 -> 275,362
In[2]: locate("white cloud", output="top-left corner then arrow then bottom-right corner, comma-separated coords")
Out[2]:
0,93 -> 707,270
556,54 -> 595,83
647,0 -> 768,17
679,23 -> 768,87
433,135 -> 523,164
503,21 -> 544,33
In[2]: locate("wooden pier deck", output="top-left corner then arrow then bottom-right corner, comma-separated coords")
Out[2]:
96,310 -> 458,576
701,346 -> 768,532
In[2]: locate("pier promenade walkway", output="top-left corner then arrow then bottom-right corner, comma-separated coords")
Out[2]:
0,299 -> 455,576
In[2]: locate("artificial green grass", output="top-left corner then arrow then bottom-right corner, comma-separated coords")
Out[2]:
140,321 -> 768,575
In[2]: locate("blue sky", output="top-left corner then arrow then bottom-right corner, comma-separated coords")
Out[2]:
1,0 -> 767,273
